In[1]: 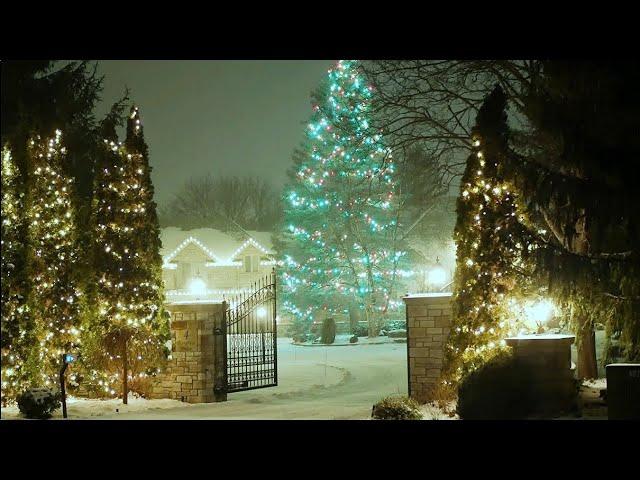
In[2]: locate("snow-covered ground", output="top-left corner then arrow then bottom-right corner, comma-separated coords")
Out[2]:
3,336 -> 609,420
296,334 -> 399,347
3,338 -> 408,420
1,395 -> 190,420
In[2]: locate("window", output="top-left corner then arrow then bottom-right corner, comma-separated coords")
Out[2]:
244,254 -> 260,272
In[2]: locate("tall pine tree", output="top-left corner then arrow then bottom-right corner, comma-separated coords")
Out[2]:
87,106 -> 167,403
280,60 -> 407,337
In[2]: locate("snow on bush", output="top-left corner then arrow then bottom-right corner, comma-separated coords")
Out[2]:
16,388 -> 61,419
372,395 -> 423,420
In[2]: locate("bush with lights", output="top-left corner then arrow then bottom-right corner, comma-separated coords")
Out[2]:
279,60 -> 409,337
82,107 -> 168,403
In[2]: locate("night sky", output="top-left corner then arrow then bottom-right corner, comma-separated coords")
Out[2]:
95,60 -> 334,205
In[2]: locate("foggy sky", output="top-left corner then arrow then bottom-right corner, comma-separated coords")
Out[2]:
96,60 -> 333,205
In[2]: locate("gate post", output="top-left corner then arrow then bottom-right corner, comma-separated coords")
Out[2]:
403,293 -> 453,403
213,301 -> 228,402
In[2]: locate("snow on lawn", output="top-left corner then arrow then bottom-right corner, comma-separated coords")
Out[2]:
420,401 -> 458,420
295,334 -> 400,347
1,395 -> 191,420
3,339 -> 408,420
582,378 -> 606,390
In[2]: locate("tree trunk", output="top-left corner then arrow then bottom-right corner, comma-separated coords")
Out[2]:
366,305 -> 380,338
122,338 -> 129,405
577,324 -> 598,380
348,305 -> 360,334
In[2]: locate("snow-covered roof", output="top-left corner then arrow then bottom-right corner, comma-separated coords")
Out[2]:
160,227 -> 274,266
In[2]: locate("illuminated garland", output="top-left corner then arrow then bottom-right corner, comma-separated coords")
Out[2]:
161,235 -> 273,269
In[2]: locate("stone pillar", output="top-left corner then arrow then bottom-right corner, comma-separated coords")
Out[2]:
403,293 -> 453,403
149,302 -> 224,403
505,334 -> 576,414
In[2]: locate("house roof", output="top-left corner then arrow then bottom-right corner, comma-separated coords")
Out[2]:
160,227 -> 275,266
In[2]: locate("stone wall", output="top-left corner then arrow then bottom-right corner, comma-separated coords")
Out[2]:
403,293 -> 453,403
149,302 -> 224,403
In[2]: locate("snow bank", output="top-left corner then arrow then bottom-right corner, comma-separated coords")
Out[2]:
582,378 -> 606,390
420,401 -> 459,420
1,394 -> 191,420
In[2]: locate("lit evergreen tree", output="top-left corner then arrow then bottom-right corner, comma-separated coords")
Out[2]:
1,146 -> 34,403
24,130 -> 82,387
280,60 -> 407,337
87,106 -> 168,403
442,87 -> 536,387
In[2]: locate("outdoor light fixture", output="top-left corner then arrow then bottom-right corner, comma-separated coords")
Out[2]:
509,298 -> 557,334
257,307 -> 267,319
524,299 -> 556,326
59,353 -> 76,419
427,257 -> 447,290
188,277 -> 207,297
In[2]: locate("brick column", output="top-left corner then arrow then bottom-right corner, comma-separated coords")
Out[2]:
149,302 -> 224,403
403,293 -> 453,403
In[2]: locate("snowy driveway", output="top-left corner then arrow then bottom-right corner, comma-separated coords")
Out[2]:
98,338 -> 409,420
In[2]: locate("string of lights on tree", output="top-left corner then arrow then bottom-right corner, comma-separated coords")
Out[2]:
26,131 -> 82,388
279,60 -> 409,334
1,146 -> 33,403
82,107 -> 168,400
442,87 -> 539,386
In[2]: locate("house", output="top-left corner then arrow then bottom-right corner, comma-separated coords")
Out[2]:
160,227 -> 276,303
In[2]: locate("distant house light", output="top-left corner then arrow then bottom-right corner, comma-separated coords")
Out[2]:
188,277 -> 207,296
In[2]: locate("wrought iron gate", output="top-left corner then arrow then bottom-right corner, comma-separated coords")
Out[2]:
222,269 -> 278,393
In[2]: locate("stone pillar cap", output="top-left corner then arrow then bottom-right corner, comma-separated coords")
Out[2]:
505,334 -> 575,345
403,292 -> 452,300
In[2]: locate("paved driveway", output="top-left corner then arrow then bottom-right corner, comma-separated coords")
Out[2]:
98,338 -> 409,420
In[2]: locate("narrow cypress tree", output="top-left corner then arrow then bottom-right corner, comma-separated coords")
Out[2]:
24,130 -> 81,387
89,106 -> 167,403
1,146 -> 34,403
443,87 -> 534,386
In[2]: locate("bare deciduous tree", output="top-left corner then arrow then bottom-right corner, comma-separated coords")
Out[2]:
160,174 -> 281,232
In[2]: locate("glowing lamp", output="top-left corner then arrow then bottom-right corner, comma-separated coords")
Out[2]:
188,277 -> 207,296
524,299 -> 556,325
257,307 -> 267,319
427,266 -> 447,286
